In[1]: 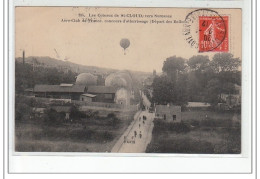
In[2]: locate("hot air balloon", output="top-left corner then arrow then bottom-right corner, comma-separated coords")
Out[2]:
120,38 -> 130,55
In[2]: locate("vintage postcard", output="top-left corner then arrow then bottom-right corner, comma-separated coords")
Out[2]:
14,7 -> 242,154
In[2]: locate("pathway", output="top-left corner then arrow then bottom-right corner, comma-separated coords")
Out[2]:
111,110 -> 154,153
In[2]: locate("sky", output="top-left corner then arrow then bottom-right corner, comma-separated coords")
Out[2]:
15,7 -> 241,72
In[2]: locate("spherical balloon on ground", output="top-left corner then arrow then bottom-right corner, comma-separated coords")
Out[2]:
105,71 -> 133,89
75,73 -> 97,86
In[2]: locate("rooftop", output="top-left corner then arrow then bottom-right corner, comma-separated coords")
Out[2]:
60,83 -> 73,87
81,93 -> 97,98
187,102 -> 210,108
155,104 -> 181,113
87,86 -> 117,94
34,84 -> 86,93
24,88 -> 33,92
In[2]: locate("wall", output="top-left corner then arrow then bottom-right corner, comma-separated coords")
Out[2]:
34,92 -> 82,100
115,88 -> 131,106
155,107 -> 181,123
91,93 -> 115,103
34,97 -> 138,111
72,100 -> 123,109
80,95 -> 93,102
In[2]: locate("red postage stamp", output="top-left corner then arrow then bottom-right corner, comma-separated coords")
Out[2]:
199,16 -> 229,52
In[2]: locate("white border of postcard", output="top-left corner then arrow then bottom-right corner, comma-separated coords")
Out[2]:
6,0 -> 253,174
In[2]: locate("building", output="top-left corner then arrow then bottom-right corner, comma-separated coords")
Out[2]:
219,84 -> 241,108
114,88 -> 131,106
220,93 -> 241,108
187,102 -> 210,110
33,83 -> 131,106
24,88 -> 34,96
86,86 -> 117,103
80,93 -> 97,102
155,104 -> 181,122
34,84 -> 87,100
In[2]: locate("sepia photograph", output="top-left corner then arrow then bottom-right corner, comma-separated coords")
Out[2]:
14,7 -> 242,154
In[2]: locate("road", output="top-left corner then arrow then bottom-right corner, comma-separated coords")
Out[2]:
140,90 -> 151,110
111,110 -> 155,153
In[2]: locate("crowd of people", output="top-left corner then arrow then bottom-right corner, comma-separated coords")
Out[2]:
123,115 -> 147,144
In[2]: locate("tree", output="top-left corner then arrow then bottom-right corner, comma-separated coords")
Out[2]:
15,61 -> 78,94
152,75 -> 175,105
15,95 -> 36,120
186,55 -> 214,102
174,73 -> 188,105
151,56 -> 188,106
217,71 -> 241,86
211,53 -> 241,73
61,70 -> 78,84
206,78 -> 222,105
152,74 -> 188,106
187,55 -> 210,72
162,56 -> 186,82
197,53 -> 242,104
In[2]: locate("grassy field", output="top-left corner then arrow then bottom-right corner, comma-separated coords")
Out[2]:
146,109 -> 241,154
15,111 -> 134,152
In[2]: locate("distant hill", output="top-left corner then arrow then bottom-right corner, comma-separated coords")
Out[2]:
15,56 -> 118,75
15,56 -> 152,84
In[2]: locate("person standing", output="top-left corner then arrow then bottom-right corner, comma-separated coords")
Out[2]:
124,136 -> 126,143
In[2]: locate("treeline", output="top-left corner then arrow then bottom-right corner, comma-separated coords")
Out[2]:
15,61 -> 78,93
151,53 -> 241,106
15,61 -> 108,93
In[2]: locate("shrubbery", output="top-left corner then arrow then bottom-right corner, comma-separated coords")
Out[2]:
147,117 -> 241,154
168,122 -> 191,133
15,95 -> 50,121
15,102 -> 31,121
184,117 -> 234,129
86,111 -> 99,118
70,105 -> 86,120
200,118 -> 233,128
30,127 -> 115,143
15,95 -> 46,121
107,113 -> 116,118
153,120 -> 191,133
44,108 -> 65,125
107,113 -> 120,127
146,138 -> 214,153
